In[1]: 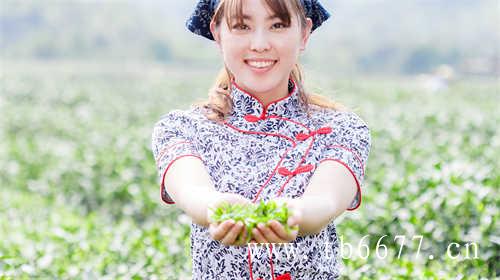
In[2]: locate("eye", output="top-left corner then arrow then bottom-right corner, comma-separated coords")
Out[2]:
271,22 -> 288,29
232,23 -> 250,30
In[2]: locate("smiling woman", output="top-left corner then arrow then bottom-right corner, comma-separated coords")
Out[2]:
193,0 -> 344,122
152,0 -> 371,279
209,0 -> 311,105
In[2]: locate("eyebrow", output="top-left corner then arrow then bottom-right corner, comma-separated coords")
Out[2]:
241,14 -> 281,20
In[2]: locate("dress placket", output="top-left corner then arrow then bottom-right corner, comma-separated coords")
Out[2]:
223,80 -> 333,280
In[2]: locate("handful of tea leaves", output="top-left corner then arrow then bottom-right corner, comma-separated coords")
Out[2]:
209,200 -> 299,243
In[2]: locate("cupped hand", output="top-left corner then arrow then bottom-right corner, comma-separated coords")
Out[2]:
250,197 -> 302,244
207,192 -> 251,246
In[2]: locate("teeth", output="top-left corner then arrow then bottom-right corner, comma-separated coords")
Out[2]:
246,60 -> 275,68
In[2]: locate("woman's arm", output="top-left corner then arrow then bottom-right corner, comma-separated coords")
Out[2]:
163,156 -> 219,228
297,160 -> 358,236
165,156 -> 252,246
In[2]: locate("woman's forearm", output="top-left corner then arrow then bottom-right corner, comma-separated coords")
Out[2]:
174,186 -> 218,228
162,157 -> 221,228
296,194 -> 344,236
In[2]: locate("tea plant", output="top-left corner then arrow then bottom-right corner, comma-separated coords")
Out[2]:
210,200 -> 299,243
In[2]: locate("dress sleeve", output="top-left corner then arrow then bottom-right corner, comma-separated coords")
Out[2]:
151,110 -> 201,205
320,111 -> 371,211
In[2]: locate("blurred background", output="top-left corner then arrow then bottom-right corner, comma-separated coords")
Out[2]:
1,0 -> 498,279
2,0 -> 498,76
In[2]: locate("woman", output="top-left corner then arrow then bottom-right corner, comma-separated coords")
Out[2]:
151,0 -> 371,278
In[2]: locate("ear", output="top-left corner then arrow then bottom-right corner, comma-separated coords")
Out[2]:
300,18 -> 313,51
210,20 -> 221,46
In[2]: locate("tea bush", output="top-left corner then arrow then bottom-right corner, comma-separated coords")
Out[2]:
1,62 -> 497,278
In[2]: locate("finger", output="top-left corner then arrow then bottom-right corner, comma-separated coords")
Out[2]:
221,221 -> 244,245
268,220 -> 289,240
234,225 -> 248,246
257,222 -> 282,243
211,220 -> 235,241
209,220 -> 229,241
252,227 -> 267,244
208,223 -> 217,237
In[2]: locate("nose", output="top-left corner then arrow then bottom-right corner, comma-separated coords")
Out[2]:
250,29 -> 271,52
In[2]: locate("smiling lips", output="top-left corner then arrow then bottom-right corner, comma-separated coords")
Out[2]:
244,59 -> 278,72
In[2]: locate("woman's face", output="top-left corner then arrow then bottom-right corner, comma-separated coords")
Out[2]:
211,0 -> 312,102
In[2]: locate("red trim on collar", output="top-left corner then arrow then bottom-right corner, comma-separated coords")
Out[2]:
231,78 -> 297,119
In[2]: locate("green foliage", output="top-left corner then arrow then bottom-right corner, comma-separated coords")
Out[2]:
210,200 -> 299,243
0,62 -> 498,278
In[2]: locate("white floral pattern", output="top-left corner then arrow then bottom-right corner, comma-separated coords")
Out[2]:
151,79 -> 371,279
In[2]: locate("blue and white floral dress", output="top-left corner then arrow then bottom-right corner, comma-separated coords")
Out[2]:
151,79 -> 371,280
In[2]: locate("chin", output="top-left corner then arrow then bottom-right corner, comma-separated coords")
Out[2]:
246,82 -> 272,93
238,76 -> 281,94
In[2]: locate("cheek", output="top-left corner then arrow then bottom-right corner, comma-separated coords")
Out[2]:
278,44 -> 301,64
222,49 -> 244,71
220,39 -> 245,65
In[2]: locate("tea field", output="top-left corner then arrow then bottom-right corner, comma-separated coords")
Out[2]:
0,61 -> 498,279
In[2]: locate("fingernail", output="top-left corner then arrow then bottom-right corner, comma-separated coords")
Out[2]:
258,223 -> 264,229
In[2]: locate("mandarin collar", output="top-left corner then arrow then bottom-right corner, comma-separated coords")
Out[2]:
229,79 -> 305,120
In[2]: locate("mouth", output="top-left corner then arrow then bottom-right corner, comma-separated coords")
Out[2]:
244,59 -> 278,72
